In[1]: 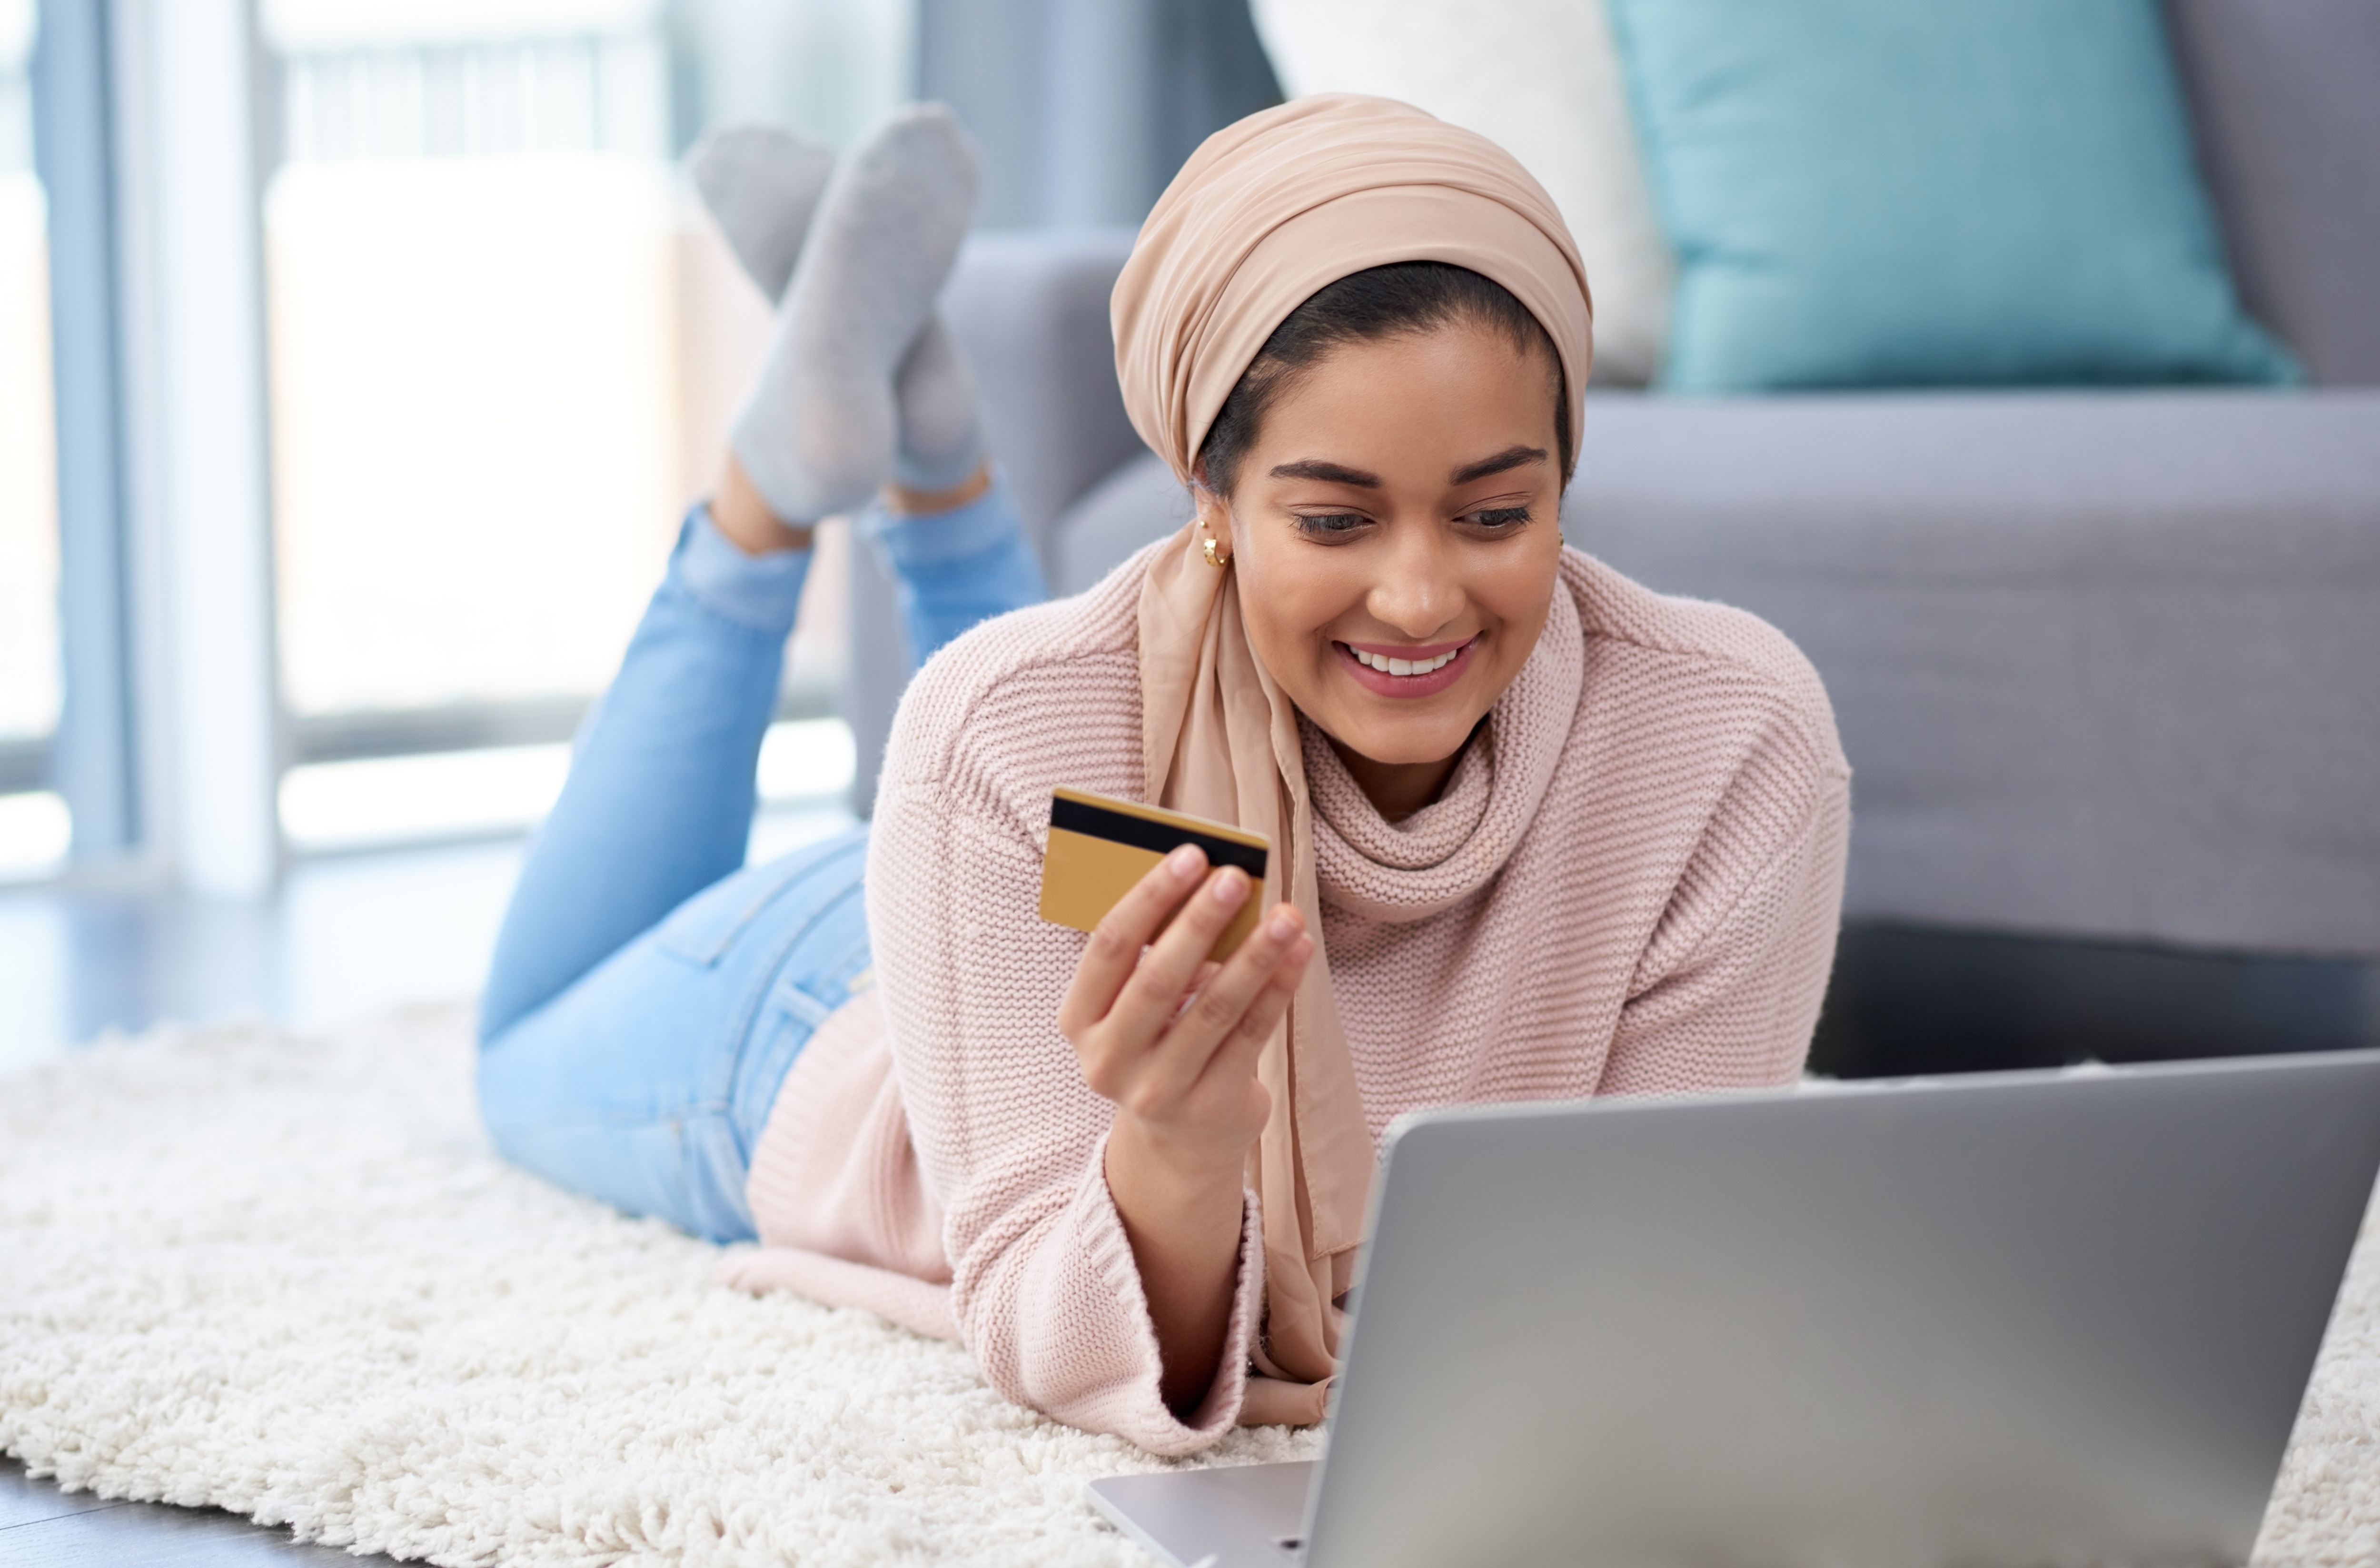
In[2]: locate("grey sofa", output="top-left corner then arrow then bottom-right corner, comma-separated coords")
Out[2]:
862,0 -> 2379,992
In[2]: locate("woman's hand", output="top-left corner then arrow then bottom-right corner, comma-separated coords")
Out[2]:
1060,844 -> 1311,1172
1057,844 -> 1315,1411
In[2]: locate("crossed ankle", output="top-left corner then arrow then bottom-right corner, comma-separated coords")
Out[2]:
886,463 -> 994,519
712,454 -> 817,556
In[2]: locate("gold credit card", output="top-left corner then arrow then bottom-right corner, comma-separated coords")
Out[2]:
1038,787 -> 1272,959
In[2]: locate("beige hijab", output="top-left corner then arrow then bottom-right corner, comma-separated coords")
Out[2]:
1111,95 -> 1594,1424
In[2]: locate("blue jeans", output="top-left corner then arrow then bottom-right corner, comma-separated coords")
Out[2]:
477,485 -> 1045,1241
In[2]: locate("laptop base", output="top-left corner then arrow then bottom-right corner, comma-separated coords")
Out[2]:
1087,1459 -> 1314,1568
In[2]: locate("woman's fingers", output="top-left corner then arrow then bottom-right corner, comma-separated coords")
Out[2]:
1100,864 -> 1257,1046
1134,903 -> 1309,1099
1196,931 -> 1312,1094
1057,844 -> 1208,1036
1055,839 -> 1316,1142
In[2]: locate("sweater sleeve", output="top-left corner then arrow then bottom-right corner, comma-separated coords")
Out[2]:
863,606 -> 1270,1454
1600,688 -> 1854,1095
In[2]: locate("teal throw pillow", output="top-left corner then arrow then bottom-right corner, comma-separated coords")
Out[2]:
1603,0 -> 2301,392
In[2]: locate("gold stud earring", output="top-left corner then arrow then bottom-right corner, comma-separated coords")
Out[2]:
1197,515 -> 1227,567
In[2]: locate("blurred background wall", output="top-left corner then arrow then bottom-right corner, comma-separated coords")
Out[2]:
914,0 -> 1276,227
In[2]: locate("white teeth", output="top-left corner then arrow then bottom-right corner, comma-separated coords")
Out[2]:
1355,646 -> 1460,675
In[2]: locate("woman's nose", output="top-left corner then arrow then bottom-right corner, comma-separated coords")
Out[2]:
1366,526 -> 1460,637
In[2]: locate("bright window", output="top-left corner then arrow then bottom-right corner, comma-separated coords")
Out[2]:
264,3 -> 701,721
260,0 -> 911,845
0,0 -> 67,876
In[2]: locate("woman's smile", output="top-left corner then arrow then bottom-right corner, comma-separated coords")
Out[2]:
1334,634 -> 1479,698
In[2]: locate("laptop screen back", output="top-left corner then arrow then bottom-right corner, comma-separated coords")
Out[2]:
1306,1053 -> 2380,1568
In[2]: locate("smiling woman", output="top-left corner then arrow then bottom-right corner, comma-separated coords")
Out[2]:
473,93 -> 1852,1460
1195,265 -> 1570,821
839,94 -> 1851,1444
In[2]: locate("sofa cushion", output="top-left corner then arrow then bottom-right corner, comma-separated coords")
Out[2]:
1568,391 -> 2380,956
2164,0 -> 2380,387
1248,0 -> 1673,386
1605,0 -> 2298,392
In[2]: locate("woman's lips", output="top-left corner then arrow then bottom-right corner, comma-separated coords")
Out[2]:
1334,635 -> 1478,698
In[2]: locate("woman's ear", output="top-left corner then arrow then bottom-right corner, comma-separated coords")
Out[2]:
1187,465 -> 1235,566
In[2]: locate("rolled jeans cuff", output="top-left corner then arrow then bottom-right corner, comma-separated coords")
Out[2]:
858,480 -> 1021,571
673,503 -> 813,638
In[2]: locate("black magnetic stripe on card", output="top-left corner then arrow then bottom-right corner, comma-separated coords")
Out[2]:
1049,796 -> 1269,878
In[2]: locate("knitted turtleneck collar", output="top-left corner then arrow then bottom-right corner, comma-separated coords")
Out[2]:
1304,583 -> 1585,926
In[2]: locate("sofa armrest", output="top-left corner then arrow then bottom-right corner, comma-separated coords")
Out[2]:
941,227 -> 1148,556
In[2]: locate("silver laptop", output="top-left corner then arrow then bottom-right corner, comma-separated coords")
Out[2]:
1089,1051 -> 2380,1568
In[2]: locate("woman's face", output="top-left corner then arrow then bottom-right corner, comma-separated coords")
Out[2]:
1199,321 -> 1565,815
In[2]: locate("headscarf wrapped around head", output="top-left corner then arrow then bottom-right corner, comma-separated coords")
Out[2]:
1109,95 -> 1594,1427
1114,93 -> 1592,484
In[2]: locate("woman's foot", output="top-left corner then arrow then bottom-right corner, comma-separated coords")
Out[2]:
688,124 -> 835,306
727,105 -> 984,527
890,318 -> 984,497
694,127 -> 835,555
698,113 -> 989,527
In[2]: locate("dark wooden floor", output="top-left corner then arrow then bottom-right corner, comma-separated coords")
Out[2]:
0,1457 -> 388,1565
1810,921 -> 2380,1078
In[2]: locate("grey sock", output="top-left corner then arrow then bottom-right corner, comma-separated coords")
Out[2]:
729,105 -> 983,523
688,124 -> 835,305
696,120 -> 985,499
892,317 -> 984,494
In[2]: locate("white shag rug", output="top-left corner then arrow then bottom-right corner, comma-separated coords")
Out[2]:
0,1010 -> 2373,1566
0,1009 -> 1315,1565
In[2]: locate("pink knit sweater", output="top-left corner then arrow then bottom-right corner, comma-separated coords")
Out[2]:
717,544 -> 1851,1454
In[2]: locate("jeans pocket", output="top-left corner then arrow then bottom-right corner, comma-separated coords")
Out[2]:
767,937 -> 874,1030
654,825 -> 868,967
732,934 -> 875,1152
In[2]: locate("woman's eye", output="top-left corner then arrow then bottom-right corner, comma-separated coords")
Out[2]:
1468,506 -> 1533,529
1293,512 -> 1370,537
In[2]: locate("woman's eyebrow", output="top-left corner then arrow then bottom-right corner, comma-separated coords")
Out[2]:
1269,458 -> 1381,487
1449,446 -> 1549,485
